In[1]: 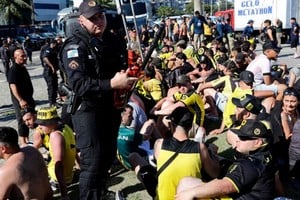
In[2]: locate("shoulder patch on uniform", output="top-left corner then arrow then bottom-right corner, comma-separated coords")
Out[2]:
69,60 -> 79,69
68,44 -> 79,49
67,49 -> 79,58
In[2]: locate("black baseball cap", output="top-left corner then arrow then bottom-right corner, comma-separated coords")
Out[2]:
79,0 -> 106,19
230,119 -> 269,140
239,71 -> 254,84
167,107 -> 193,129
232,94 -> 262,115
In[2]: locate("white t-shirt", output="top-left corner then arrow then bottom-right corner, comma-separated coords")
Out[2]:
246,53 -> 271,86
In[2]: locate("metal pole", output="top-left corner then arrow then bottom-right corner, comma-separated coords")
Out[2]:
210,0 -> 212,16
115,0 -> 131,53
129,0 -> 144,60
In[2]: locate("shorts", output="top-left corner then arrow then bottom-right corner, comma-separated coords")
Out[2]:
290,66 -> 300,82
215,92 -> 228,112
254,83 -> 278,96
291,37 -> 299,48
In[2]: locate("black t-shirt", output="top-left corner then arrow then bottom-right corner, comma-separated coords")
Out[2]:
141,30 -> 150,47
7,63 -> 34,104
180,62 -> 194,75
225,149 -> 275,199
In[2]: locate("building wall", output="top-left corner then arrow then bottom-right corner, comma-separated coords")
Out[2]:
33,0 -> 68,22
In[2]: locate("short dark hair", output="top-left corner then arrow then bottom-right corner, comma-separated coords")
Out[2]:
177,43 -> 187,49
264,19 -> 271,25
123,104 -> 134,113
175,52 -> 187,62
144,65 -> 156,78
21,107 -> 36,117
0,127 -> 19,147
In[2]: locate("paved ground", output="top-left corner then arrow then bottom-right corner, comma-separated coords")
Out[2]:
0,43 -> 299,199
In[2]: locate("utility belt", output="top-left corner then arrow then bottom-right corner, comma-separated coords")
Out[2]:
58,83 -> 81,114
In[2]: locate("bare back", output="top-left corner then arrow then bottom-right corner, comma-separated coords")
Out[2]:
0,146 -> 53,200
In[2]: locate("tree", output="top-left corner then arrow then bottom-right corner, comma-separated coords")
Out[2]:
185,2 -> 194,15
156,6 -> 176,17
0,0 -> 32,26
96,0 -> 115,8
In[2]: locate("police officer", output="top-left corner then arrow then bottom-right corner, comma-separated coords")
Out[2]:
42,39 -> 59,106
61,1 -> 136,199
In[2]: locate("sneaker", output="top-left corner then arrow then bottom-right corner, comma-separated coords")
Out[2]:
100,190 -> 125,200
49,180 -> 59,194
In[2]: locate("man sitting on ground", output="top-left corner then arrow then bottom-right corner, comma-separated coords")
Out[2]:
0,126 -> 53,199
35,106 -> 76,198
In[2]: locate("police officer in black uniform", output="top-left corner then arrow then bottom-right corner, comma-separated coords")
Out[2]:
61,1 -> 136,199
176,119 -> 276,199
42,39 -> 59,106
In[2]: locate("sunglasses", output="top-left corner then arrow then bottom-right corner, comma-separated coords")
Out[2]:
283,90 -> 298,97
238,135 -> 258,141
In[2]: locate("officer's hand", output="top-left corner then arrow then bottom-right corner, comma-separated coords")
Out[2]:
111,71 -> 138,89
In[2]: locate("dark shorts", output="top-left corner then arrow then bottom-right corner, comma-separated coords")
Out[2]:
291,37 -> 299,48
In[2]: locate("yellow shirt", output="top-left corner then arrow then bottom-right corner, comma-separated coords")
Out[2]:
143,78 -> 163,101
211,76 -> 237,99
47,125 -> 76,184
223,87 -> 253,128
204,23 -> 212,36
173,90 -> 205,126
156,139 -> 201,200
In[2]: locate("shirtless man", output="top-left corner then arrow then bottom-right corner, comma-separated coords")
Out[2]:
0,126 -> 53,200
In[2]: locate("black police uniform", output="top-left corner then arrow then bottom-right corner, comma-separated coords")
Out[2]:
61,25 -> 126,198
42,45 -> 58,106
0,44 -> 10,79
225,148 -> 275,199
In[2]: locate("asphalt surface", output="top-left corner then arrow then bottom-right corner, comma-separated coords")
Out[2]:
0,43 -> 299,199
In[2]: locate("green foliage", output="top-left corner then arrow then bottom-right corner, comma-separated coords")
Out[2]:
0,0 -> 32,25
185,2 -> 194,15
95,0 -> 116,9
156,6 -> 176,17
218,0 -> 234,10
